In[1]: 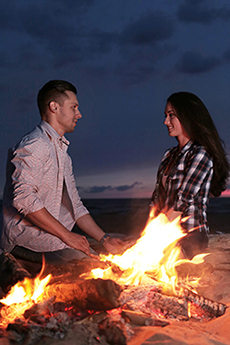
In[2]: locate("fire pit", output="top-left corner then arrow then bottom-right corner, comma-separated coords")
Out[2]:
0,214 -> 230,345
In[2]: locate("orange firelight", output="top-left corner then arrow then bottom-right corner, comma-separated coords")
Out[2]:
0,270 -> 51,327
82,213 -> 207,291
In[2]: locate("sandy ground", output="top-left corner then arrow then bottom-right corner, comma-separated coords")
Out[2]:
92,212 -> 230,345
127,233 -> 230,345
1,211 -> 230,345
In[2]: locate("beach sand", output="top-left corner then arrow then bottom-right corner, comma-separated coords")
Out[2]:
1,210 -> 230,344
90,213 -> 230,345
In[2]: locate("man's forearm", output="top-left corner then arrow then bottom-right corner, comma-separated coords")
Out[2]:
25,208 -> 91,255
76,214 -> 105,242
25,207 -> 71,242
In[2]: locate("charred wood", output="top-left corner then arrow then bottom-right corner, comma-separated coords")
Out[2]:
121,309 -> 170,327
0,253 -> 31,294
119,283 -> 227,321
44,278 -> 123,311
42,257 -> 107,282
23,296 -> 56,320
178,287 -> 227,317
120,285 -> 189,320
98,314 -> 133,345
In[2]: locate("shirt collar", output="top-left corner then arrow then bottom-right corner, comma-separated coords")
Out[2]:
179,140 -> 193,154
40,120 -> 70,146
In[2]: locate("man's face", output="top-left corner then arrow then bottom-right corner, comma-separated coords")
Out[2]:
55,91 -> 82,136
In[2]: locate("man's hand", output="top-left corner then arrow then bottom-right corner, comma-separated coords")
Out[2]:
103,236 -> 136,255
62,231 -> 91,256
26,208 -> 91,256
166,209 -> 182,222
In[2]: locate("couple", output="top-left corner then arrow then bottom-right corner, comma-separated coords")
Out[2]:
0,80 -> 229,266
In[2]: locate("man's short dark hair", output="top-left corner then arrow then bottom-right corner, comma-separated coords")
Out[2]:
37,80 -> 77,115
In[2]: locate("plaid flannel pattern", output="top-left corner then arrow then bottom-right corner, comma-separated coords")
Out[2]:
151,141 -> 213,234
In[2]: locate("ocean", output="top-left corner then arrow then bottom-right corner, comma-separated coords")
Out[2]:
83,197 -> 230,216
0,197 -> 229,233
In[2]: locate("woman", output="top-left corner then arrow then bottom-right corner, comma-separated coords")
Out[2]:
151,92 -> 229,259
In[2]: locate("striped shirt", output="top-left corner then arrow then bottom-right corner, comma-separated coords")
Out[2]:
0,121 -> 89,252
151,140 -> 213,234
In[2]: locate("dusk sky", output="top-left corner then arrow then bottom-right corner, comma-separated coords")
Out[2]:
0,0 -> 230,199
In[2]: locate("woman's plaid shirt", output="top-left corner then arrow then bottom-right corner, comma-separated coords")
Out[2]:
151,141 -> 213,234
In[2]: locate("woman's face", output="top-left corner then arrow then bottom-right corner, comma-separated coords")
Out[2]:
164,102 -> 190,147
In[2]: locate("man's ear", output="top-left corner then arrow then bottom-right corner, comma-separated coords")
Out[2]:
49,101 -> 58,113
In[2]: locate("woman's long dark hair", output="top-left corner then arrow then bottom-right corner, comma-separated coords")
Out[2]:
167,92 -> 230,197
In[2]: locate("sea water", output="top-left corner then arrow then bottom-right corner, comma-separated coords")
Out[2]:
0,197 -> 229,232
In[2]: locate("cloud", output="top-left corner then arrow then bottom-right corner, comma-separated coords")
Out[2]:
0,3 -> 175,85
111,12 -> 176,85
114,181 -> 142,192
79,181 -> 142,194
177,0 -> 230,25
0,2 -> 101,69
81,186 -> 112,194
121,12 -> 174,46
176,51 -> 221,74
223,47 -> 230,62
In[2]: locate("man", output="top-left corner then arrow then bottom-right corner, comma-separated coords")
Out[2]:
0,80 -> 123,264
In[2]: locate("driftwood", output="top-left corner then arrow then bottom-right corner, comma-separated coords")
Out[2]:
120,285 -> 189,320
98,314 -> 130,345
119,284 -> 227,321
44,278 -> 123,311
178,287 -> 227,317
121,309 -> 170,327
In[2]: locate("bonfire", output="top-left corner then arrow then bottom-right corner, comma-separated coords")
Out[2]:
0,213 -> 227,344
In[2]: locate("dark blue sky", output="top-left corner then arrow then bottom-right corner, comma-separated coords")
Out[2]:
1,0 -> 230,199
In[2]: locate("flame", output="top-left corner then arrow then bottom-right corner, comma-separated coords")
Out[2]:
83,213 -> 207,291
0,271 -> 51,327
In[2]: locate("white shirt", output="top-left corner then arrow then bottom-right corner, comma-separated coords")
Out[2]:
0,121 -> 88,252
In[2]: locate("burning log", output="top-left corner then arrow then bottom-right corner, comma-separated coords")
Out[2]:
44,278 -> 123,311
178,287 -> 227,317
121,309 -> 170,327
23,296 -> 56,320
98,312 -> 133,345
120,285 -> 189,320
119,283 -> 227,321
0,253 -> 31,294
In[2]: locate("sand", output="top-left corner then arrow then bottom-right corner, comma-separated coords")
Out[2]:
127,233 -> 230,345
1,211 -> 230,345
92,211 -> 230,344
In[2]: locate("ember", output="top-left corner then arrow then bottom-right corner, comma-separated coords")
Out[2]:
0,272 -> 51,327
0,213 -> 228,345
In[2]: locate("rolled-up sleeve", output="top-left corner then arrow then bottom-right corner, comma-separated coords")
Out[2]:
11,139 -> 47,215
64,154 -> 89,221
